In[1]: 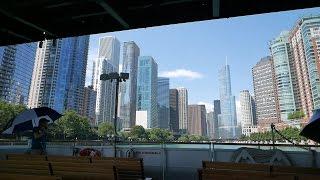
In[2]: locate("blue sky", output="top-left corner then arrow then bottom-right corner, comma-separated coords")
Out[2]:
86,7 -> 320,112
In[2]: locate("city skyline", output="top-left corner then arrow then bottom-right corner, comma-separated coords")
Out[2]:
86,8 -> 320,110
0,8 -> 319,138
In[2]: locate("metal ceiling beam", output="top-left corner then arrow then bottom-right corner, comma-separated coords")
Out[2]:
0,28 -> 33,41
95,0 -> 129,29
0,8 -> 55,38
212,0 -> 220,17
72,11 -> 109,19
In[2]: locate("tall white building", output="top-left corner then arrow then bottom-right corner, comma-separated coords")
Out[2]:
177,87 -> 188,132
93,36 -> 120,125
239,90 -> 257,136
239,90 -> 254,126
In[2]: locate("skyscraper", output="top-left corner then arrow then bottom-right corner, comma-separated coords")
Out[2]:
290,16 -> 320,117
239,90 -> 258,136
270,31 -> 297,120
0,43 -> 36,105
177,87 -> 188,132
206,111 -> 214,139
252,56 -> 281,129
213,100 -> 221,138
81,86 -> 97,126
119,41 -> 140,129
28,36 -> 89,113
239,90 -> 254,127
137,56 -> 158,128
169,89 -> 179,132
218,63 -> 237,139
188,105 -> 207,136
93,36 -> 120,125
157,77 -> 170,129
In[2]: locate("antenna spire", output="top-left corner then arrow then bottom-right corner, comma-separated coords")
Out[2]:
225,56 -> 228,65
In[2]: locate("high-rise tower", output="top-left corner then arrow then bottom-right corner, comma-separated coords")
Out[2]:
177,87 -> 188,133
157,77 -> 170,129
252,56 -> 281,129
270,31 -> 297,120
93,36 -> 120,125
136,56 -> 158,128
218,63 -> 237,139
28,36 -> 89,113
119,41 -> 140,129
0,43 -> 36,105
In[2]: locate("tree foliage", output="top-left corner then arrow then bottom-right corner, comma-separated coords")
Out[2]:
240,127 -> 307,142
98,122 -> 114,138
147,128 -> 174,142
56,110 -> 91,140
128,125 -> 147,141
178,134 -> 209,142
288,110 -> 305,120
0,101 -> 27,132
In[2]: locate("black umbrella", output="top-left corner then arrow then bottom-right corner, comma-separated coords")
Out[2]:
2,107 -> 62,134
300,109 -> 320,143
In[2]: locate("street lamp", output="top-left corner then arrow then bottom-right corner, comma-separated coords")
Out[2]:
100,72 -> 129,157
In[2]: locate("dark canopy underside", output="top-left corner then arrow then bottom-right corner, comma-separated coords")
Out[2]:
1,0 -> 320,46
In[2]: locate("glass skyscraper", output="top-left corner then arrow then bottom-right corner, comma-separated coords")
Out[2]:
293,16 -> 320,109
28,36 -> 89,113
218,63 -> 237,139
0,43 -> 37,105
169,89 -> 179,132
120,41 -> 140,129
157,77 -> 170,129
270,31 -> 297,120
213,100 -> 221,139
137,56 -> 158,128
93,36 -> 120,125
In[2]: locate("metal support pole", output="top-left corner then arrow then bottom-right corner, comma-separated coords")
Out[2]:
271,123 -> 275,150
114,79 -> 120,157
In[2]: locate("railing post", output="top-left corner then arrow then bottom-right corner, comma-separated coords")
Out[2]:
212,142 -> 216,162
209,142 -> 212,162
161,143 -> 166,180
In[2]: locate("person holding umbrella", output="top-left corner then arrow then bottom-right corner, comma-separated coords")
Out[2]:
2,107 -> 63,154
31,118 -> 49,155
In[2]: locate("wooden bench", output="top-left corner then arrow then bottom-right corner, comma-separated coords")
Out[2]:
202,161 -> 271,172
0,160 -> 51,175
49,162 -> 117,180
199,169 -> 295,180
0,173 -> 61,180
5,154 -> 145,179
201,161 -> 320,180
92,158 -> 145,180
6,154 -> 47,161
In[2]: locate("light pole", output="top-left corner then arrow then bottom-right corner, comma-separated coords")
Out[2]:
100,72 -> 129,157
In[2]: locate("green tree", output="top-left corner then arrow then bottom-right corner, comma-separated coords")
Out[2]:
57,110 -> 91,140
147,128 -> 174,142
47,122 -> 64,140
288,110 -> 305,120
98,122 -> 114,139
178,135 -> 190,142
128,125 -> 147,141
0,101 -> 27,132
178,134 -> 209,142
243,127 -> 306,142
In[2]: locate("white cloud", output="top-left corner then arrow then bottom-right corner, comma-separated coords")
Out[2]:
197,101 -> 214,113
159,69 -> 204,80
